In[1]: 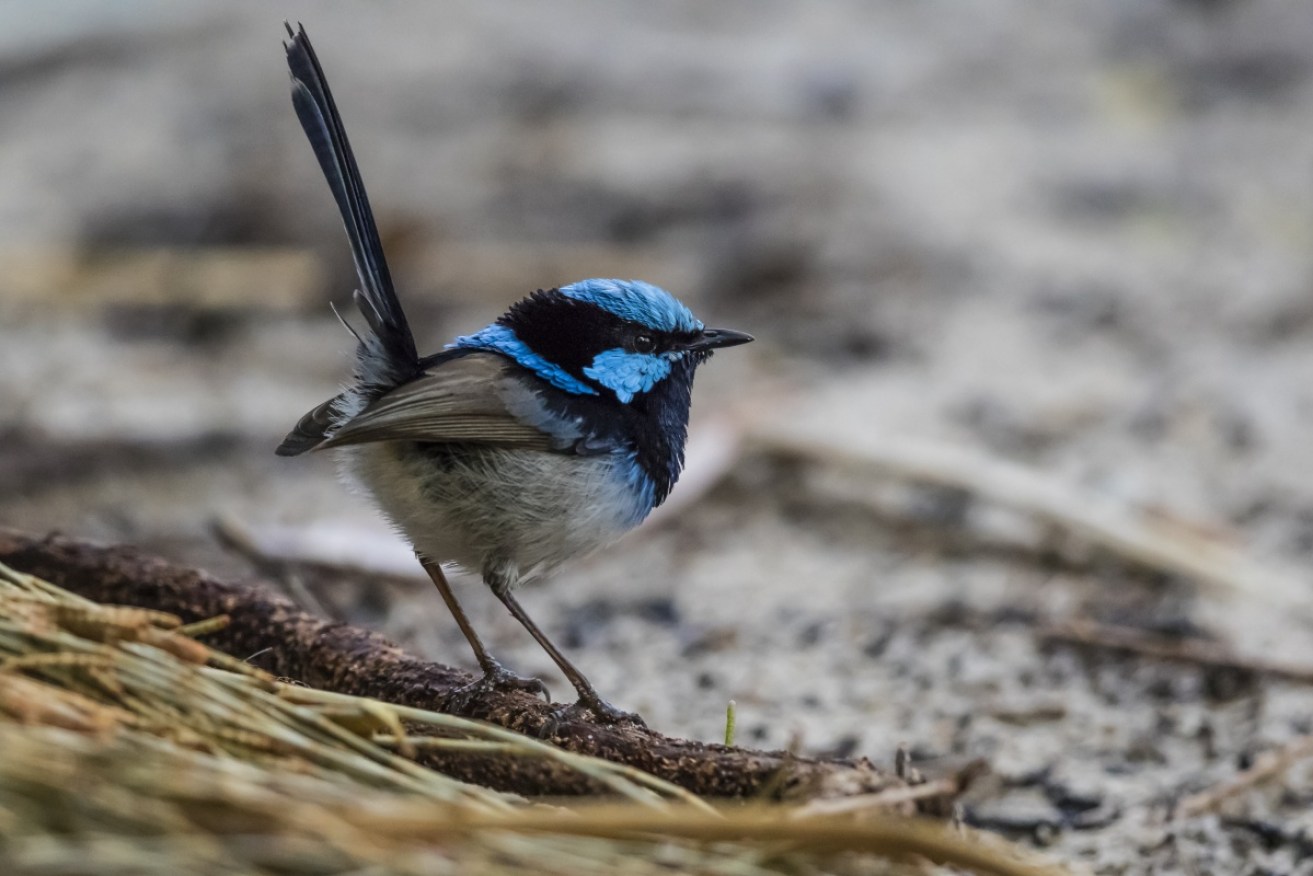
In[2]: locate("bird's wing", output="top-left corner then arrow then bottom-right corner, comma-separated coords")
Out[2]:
316,353 -> 582,452
276,395 -> 344,457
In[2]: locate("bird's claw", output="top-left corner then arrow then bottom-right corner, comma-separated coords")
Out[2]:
538,697 -> 645,737
445,662 -> 550,713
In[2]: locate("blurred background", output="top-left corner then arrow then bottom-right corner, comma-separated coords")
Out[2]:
4,2 -> 1313,867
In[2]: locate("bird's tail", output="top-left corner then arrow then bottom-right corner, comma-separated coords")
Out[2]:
283,23 -> 418,389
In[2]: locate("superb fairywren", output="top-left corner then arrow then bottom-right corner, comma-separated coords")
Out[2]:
276,26 -> 752,724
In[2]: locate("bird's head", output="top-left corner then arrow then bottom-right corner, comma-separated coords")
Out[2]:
452,279 -> 752,403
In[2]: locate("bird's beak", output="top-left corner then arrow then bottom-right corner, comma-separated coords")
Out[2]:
685,327 -> 754,352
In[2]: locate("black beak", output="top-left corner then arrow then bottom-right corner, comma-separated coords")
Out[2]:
686,327 -> 754,352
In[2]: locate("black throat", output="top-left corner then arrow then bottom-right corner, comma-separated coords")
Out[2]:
528,352 -> 703,509
625,353 -> 700,506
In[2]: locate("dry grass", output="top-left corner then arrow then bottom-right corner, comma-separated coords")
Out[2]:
0,560 -> 1078,875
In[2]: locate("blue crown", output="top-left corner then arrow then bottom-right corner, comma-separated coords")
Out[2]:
560,279 -> 702,334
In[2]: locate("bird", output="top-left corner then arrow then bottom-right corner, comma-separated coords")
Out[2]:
276,24 -> 753,725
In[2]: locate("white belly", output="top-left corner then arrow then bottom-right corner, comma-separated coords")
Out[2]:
340,441 -> 645,587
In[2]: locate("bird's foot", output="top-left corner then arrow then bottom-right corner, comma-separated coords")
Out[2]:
539,696 -> 646,737
445,661 -> 550,713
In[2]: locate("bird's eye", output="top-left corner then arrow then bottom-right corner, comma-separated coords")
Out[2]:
633,334 -> 656,353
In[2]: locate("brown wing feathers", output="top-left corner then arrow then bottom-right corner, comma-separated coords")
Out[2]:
316,354 -> 555,451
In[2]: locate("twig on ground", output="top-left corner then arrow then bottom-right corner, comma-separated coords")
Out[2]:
790,777 -> 963,818
754,423 -> 1310,611
1040,619 -> 1313,686
1175,734 -> 1313,819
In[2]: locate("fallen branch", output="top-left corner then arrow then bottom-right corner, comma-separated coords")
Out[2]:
0,528 -> 902,801
1175,733 -> 1313,819
1040,619 -> 1313,686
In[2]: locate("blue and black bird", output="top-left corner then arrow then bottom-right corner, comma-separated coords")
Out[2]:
277,26 -> 752,723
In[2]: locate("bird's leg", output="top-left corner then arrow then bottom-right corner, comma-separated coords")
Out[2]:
418,556 -> 550,706
490,582 -> 645,727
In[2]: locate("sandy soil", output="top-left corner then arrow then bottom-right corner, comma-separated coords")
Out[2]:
4,2 -> 1313,872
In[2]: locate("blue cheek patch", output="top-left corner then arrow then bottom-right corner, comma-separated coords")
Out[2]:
450,324 -> 599,397
583,349 -> 672,404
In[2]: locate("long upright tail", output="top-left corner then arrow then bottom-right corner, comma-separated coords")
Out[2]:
283,23 -> 418,387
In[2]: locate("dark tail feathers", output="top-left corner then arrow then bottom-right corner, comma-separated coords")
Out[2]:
284,23 -> 418,386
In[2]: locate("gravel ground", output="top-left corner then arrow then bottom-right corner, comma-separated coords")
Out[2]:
4,3 -> 1313,872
